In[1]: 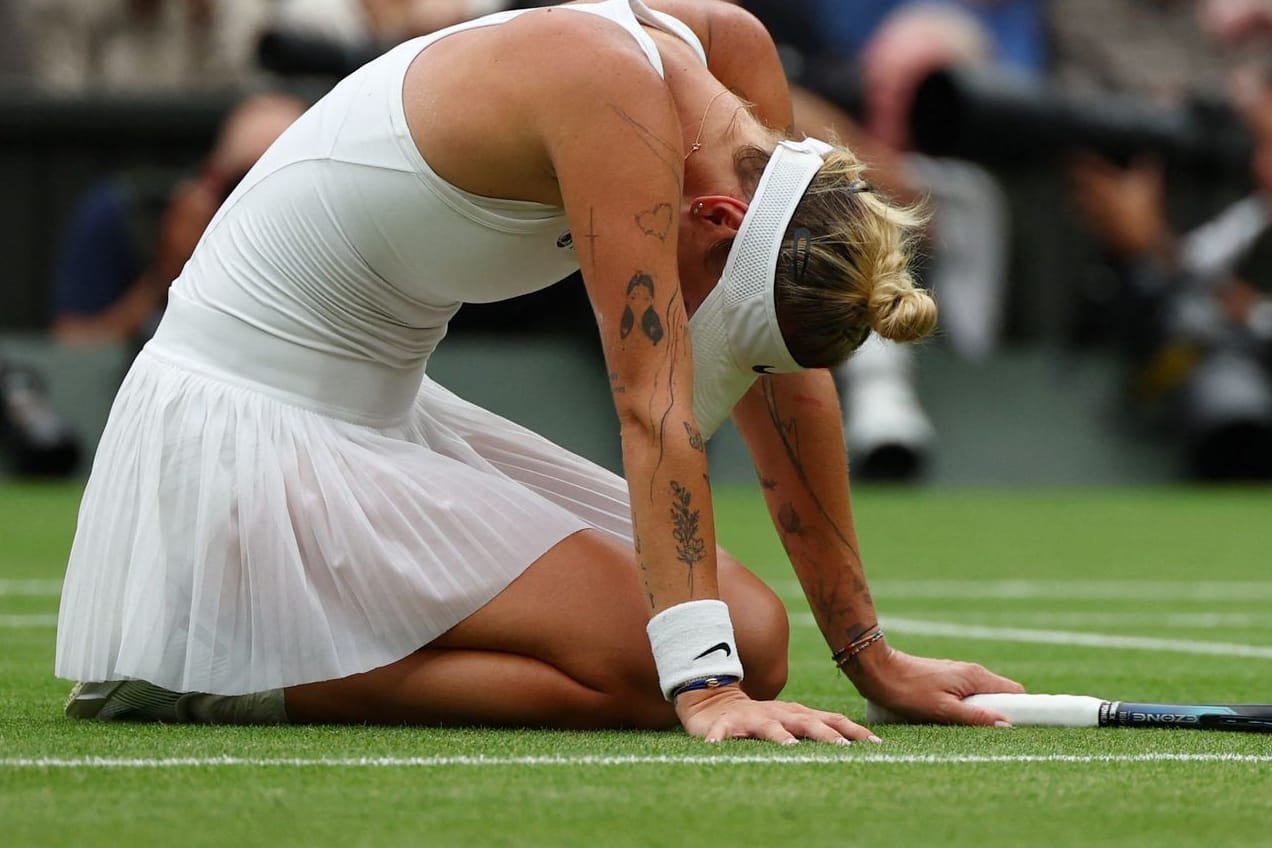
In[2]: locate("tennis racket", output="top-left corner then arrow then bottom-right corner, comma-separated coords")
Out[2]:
865,693 -> 1272,733
1097,700 -> 1272,733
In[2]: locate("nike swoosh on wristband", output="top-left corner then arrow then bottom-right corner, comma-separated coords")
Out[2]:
693,642 -> 732,661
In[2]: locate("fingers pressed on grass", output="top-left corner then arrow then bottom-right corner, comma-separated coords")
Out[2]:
819,711 -> 878,742
782,714 -> 850,744
703,717 -> 795,745
760,719 -> 798,745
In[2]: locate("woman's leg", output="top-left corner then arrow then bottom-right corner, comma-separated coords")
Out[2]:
284,529 -> 790,729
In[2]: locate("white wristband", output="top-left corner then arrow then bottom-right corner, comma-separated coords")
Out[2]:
646,600 -> 745,701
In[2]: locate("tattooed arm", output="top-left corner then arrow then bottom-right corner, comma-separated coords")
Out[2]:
732,369 -> 1025,726
542,20 -> 718,617
731,371 -> 877,656
528,14 -> 876,745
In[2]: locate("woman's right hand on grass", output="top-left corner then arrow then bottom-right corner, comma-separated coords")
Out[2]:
674,685 -> 880,745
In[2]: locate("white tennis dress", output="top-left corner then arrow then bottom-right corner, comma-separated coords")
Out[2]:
55,0 -> 708,695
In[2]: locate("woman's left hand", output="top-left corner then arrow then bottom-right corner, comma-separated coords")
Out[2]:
846,645 -> 1026,726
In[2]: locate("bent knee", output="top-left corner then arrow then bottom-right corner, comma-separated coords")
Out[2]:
743,633 -> 789,701
565,683 -> 676,731
730,569 -> 790,700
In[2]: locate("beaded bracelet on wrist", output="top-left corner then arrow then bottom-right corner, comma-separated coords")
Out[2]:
670,674 -> 741,700
831,626 -> 885,671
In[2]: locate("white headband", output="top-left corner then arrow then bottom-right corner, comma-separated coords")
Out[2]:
689,137 -> 833,439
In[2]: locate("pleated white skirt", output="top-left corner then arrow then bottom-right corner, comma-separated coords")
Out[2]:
54,342 -> 633,695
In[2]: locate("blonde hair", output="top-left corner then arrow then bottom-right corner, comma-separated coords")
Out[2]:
730,140 -> 935,368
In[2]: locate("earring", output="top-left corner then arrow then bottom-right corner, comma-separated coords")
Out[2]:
692,203 -> 704,217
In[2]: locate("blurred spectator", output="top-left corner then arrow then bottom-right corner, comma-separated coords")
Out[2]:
261,0 -> 515,78
733,0 -> 838,64
1049,0 -> 1267,101
51,92 -> 307,347
0,1 -> 31,85
0,360 -> 82,477
1201,0 -> 1272,44
367,0 -> 515,38
273,0 -> 512,47
1069,65 -> 1272,479
784,3 -> 1014,480
742,0 -> 1046,73
736,1 -> 1034,478
22,0 -> 272,93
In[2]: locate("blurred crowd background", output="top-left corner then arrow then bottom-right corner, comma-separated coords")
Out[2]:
1,0 -> 1271,486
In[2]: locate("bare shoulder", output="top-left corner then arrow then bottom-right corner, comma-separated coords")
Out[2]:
480,5 -> 681,140
642,0 -> 774,60
510,5 -> 671,91
513,7 -> 684,148
402,5 -> 675,204
645,0 -> 789,130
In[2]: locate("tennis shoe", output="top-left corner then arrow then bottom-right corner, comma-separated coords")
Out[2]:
64,680 -> 185,721
65,680 -> 288,724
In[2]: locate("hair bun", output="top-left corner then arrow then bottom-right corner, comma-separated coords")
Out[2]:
868,284 -> 938,343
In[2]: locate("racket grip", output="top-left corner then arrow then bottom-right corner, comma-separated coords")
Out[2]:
866,694 -> 1105,727
965,693 -> 1104,727
866,697 -> 1272,731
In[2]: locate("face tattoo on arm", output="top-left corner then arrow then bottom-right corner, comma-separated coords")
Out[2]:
620,273 -> 665,344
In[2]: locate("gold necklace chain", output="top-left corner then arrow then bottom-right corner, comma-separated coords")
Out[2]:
684,88 -> 730,161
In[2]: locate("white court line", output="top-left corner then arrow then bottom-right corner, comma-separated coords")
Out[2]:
0,614 -> 58,628
775,579 -> 1272,601
7,612 -> 1272,661
843,616 -> 1272,659
933,612 -> 1272,629
3,753 -> 1272,769
0,579 -> 62,596
8,604 -> 1272,659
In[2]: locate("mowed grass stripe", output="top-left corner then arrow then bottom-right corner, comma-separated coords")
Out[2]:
0,579 -> 64,596
6,752 -> 1272,768
0,614 -> 58,627
11,611 -> 1272,659
786,614 -> 1272,658
775,579 -> 1272,601
13,613 -> 1272,630
13,578 -> 1272,599
874,611 -> 1272,629
11,612 -> 1272,662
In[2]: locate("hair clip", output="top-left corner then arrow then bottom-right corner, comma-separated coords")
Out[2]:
847,180 -> 872,194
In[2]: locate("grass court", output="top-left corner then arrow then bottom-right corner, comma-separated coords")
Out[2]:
2,482 -> 1271,846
